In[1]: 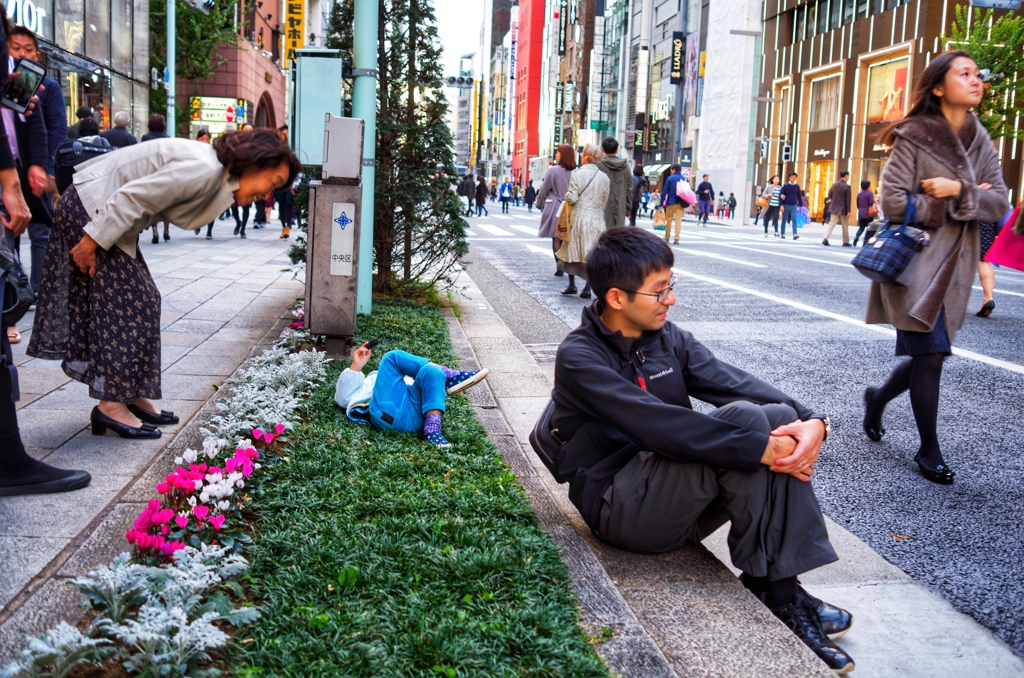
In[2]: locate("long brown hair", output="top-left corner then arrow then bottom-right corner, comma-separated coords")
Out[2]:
556,144 -> 577,171
213,128 -> 302,185
877,50 -> 974,146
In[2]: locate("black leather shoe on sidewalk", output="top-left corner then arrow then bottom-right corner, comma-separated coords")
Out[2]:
799,587 -> 853,639
127,403 -> 180,426
772,601 -> 856,674
90,407 -> 162,439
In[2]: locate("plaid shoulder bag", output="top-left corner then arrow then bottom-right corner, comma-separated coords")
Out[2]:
851,192 -> 930,287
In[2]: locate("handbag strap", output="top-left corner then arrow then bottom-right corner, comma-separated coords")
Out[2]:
901,192 -> 918,230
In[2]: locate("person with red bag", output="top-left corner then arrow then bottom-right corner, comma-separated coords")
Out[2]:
979,202 -> 1024,317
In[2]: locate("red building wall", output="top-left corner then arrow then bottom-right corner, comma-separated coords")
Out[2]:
511,0 -> 545,185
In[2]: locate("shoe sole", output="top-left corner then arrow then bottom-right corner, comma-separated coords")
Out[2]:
0,471 -> 91,497
447,368 -> 489,395
832,661 -> 855,674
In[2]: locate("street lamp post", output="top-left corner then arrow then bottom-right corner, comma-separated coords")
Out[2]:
352,0 -> 379,314
166,0 -> 175,137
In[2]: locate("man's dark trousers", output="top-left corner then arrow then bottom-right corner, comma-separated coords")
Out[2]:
597,401 -> 837,581
698,199 -> 712,225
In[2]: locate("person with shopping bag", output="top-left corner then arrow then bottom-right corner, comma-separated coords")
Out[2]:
556,144 -> 610,299
862,51 -> 1010,485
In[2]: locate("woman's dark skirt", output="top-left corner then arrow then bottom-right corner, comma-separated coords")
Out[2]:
26,186 -> 162,402
895,308 -> 951,357
978,221 -> 998,260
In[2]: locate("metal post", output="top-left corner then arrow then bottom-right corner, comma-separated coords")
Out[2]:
352,0 -> 378,314
166,0 -> 175,138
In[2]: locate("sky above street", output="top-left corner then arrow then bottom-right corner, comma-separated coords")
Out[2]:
434,0 -> 484,109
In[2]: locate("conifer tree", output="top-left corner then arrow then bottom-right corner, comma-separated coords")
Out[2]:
327,0 -> 467,294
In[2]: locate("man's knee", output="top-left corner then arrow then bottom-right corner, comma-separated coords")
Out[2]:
711,401 -> 797,435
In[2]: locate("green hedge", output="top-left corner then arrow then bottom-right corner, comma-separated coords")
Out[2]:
231,301 -> 609,677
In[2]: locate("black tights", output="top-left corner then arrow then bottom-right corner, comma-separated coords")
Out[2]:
0,360 -> 31,473
867,353 -> 947,465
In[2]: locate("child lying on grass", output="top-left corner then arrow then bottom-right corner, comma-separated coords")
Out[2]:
334,344 -> 489,448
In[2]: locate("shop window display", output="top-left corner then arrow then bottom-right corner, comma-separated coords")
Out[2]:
866,57 -> 908,124
86,0 -> 111,66
54,0 -> 83,53
809,75 -> 840,131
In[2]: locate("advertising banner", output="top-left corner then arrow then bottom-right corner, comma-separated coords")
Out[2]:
670,32 -> 684,85
684,31 -> 700,118
867,58 -> 909,123
284,0 -> 305,64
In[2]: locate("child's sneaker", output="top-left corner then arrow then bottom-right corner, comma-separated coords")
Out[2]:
425,430 -> 452,449
445,368 -> 490,395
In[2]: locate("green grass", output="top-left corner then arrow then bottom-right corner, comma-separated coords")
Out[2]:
230,301 -> 610,677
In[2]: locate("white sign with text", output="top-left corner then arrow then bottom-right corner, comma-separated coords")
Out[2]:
329,202 -> 356,276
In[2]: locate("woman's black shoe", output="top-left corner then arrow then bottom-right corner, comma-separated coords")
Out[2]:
163,232 -> 170,242
151,235 -> 159,244
914,452 -> 954,485
976,300 -> 995,317
862,387 -> 885,441
554,268 -> 564,277
579,289 -> 592,299
90,407 -> 162,439
560,286 -> 578,295
127,403 -> 180,426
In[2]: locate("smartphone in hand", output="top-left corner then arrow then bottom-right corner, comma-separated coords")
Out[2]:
364,339 -> 380,350
2,58 -> 45,114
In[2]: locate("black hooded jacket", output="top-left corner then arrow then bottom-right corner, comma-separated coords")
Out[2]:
550,303 -> 820,529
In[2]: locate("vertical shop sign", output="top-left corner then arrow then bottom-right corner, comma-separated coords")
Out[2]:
670,32 -> 684,85
558,0 -> 568,56
284,0 -> 305,64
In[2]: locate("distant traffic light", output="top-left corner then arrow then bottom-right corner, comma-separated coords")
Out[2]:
759,139 -> 768,160
445,76 -> 475,88
781,142 -> 793,163
185,0 -> 215,12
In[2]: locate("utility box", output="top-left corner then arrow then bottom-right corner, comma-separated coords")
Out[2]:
305,117 -> 365,355
290,49 -> 343,166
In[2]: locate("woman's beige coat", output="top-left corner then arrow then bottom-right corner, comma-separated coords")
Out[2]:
867,113 -> 1009,343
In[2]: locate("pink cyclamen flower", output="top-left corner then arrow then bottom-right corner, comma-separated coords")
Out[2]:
175,513 -> 189,529
263,433 -> 275,445
193,505 -> 210,522
275,423 -> 286,435
160,525 -> 170,536
147,499 -> 161,511
252,428 -> 264,440
156,482 -> 171,494
210,515 -> 226,531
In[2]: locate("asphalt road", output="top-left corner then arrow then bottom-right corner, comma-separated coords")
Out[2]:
461,202 -> 1024,658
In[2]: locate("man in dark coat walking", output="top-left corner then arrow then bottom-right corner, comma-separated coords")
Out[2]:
100,111 -> 138,148
696,174 -> 714,226
596,137 -> 632,229
823,170 -> 852,246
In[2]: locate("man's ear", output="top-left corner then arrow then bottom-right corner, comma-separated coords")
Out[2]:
604,288 -> 628,311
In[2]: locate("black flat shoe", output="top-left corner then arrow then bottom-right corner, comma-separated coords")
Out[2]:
151,235 -> 159,244
915,452 -> 954,485
163,232 -> 171,241
579,289 -> 592,299
560,286 -> 578,295
862,387 -> 885,442
772,602 -> 855,674
554,268 -> 564,277
127,403 -> 179,426
976,300 -> 995,318
90,407 -> 161,439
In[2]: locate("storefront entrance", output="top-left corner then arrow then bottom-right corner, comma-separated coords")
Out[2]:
862,158 -> 888,195
809,160 -> 834,221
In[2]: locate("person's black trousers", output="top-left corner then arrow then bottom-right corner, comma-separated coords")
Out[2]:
597,401 -> 838,581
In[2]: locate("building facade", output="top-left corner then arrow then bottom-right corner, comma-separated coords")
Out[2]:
11,0 -> 152,137
512,0 -> 544,182
755,0 -> 1023,220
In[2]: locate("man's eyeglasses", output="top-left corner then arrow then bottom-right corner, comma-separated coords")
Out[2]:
623,275 -> 676,303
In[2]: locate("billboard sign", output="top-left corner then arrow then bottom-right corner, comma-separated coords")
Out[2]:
670,32 -> 684,85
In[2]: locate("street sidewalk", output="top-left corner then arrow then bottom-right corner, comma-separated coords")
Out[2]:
0,217 -> 303,659
449,263 -> 1024,677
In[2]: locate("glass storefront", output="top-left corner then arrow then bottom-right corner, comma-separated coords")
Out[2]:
7,0 -> 150,137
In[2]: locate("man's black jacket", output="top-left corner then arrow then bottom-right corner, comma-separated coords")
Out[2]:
696,181 -> 714,202
550,303 -> 818,529
100,125 -> 138,149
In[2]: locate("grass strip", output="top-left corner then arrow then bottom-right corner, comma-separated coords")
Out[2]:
231,300 -> 610,677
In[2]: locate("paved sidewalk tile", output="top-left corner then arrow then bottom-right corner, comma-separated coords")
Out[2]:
0,218 -> 303,626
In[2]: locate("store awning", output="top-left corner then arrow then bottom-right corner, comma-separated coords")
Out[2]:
645,164 -> 668,176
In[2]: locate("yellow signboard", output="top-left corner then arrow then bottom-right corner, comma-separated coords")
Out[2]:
284,0 -> 305,65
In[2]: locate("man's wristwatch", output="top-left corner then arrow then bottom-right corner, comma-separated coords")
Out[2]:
809,415 -> 831,441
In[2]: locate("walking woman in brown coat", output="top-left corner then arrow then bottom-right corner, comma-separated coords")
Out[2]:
862,51 -> 1010,485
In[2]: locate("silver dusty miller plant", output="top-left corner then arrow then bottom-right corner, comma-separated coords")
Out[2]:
0,622 -> 113,678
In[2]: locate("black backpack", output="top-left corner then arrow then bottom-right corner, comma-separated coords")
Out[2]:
54,138 -> 115,194
0,224 -> 33,328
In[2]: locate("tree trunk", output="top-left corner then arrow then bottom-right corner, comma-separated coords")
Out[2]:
404,0 -> 415,280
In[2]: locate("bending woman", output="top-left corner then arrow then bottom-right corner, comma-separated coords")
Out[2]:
28,129 -> 301,439
862,51 -> 1009,485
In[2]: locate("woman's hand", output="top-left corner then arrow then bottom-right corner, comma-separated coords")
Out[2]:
71,234 -> 99,277
0,168 -> 32,236
921,177 -> 962,200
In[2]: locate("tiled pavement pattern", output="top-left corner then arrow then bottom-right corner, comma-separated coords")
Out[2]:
0,217 -> 303,644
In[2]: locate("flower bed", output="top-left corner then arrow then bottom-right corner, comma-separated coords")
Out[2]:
1,309 -> 328,678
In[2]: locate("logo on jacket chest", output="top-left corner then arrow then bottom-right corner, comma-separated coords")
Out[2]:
648,367 -> 675,380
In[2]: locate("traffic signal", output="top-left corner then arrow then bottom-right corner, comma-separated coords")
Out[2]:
781,142 -> 793,163
185,0 -> 214,12
759,139 -> 768,160
445,76 -> 475,88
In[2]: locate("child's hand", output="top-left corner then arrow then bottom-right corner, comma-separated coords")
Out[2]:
350,344 -> 372,371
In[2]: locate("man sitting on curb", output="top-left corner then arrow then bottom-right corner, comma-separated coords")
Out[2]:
335,344 -> 489,448
532,227 -> 855,674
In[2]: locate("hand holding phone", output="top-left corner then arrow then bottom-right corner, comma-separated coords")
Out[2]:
2,58 -> 45,115
364,339 -> 380,350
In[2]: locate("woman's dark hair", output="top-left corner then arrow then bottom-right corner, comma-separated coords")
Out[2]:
0,4 -> 10,39
556,143 -> 577,171
633,164 -> 645,177
147,114 -> 166,133
78,117 -> 100,136
586,227 -> 675,307
861,179 -> 871,190
769,174 -> 780,184
213,128 -> 302,186
877,50 -> 974,146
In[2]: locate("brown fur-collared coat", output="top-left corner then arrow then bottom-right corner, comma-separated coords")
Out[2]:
866,113 -> 1010,343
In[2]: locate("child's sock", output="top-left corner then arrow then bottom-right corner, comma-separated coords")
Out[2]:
423,412 -> 451,448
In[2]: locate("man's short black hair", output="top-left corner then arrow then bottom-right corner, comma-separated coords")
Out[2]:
839,170 -> 850,179
703,173 -> 709,178
860,179 -> 871,190
669,163 -> 681,173
601,136 -> 619,154
586,228 -> 674,307
788,172 -> 798,178
8,25 -> 38,49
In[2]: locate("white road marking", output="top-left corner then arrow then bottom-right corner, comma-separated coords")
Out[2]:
973,285 -> 1024,299
475,224 -> 515,237
673,268 -> 1024,375
717,244 -> 853,268
526,244 -> 554,256
673,247 -> 767,268
492,215 -> 514,220
509,224 -> 540,236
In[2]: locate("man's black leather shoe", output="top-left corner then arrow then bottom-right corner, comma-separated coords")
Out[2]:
773,602 -> 856,674
800,588 -> 853,639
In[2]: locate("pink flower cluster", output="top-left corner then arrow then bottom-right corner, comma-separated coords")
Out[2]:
225,445 -> 259,476
155,465 -> 208,495
251,424 -> 286,446
126,500 -> 187,556
286,321 -> 305,331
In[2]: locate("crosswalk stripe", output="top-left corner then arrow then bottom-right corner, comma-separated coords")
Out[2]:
526,244 -> 553,256
475,223 -> 515,236
673,246 -> 767,268
718,244 -> 851,268
509,225 -> 539,236
492,215 -> 514,220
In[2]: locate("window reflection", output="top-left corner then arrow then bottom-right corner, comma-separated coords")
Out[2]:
54,0 -> 83,53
